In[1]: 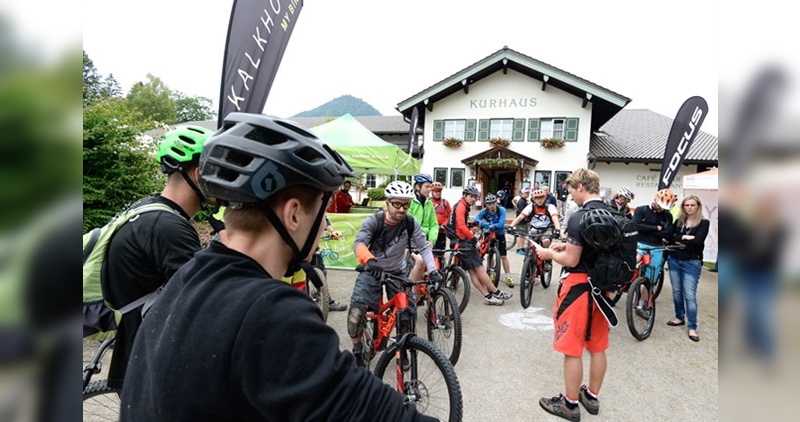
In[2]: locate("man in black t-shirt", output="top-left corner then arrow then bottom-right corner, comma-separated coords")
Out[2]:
121,113 -> 437,421
533,168 -> 609,421
102,125 -> 213,390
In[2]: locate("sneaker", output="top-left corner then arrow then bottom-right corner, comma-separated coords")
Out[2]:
484,295 -> 504,306
579,385 -> 599,415
493,290 -> 513,300
505,276 -> 515,288
328,300 -> 347,312
516,249 -> 526,256
543,261 -> 552,272
539,394 -> 580,422
635,305 -> 650,320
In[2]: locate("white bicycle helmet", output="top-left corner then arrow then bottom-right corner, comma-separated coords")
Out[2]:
617,186 -> 635,201
385,181 -> 414,200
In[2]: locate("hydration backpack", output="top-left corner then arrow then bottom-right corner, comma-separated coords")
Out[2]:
82,202 -> 177,341
368,210 -> 415,252
581,201 -> 639,291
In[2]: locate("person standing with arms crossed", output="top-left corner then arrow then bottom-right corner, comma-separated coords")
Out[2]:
533,168 -> 611,421
429,181 -> 452,268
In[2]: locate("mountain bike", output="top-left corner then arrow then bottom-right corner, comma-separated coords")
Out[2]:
83,338 -> 120,421
477,228 -> 502,287
413,272 -> 463,366
433,246 -> 471,315
511,227 -> 558,308
357,268 -> 463,422
626,243 -> 686,340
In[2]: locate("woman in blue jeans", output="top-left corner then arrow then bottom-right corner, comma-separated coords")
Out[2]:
666,195 -> 710,342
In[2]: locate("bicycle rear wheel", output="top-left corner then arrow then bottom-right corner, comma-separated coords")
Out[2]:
425,288 -> 462,366
309,267 -> 330,322
83,379 -> 120,422
519,257 -> 536,308
374,336 -> 463,422
540,260 -> 553,288
445,266 -> 470,315
653,269 -> 665,300
626,277 -> 656,340
487,246 -> 501,288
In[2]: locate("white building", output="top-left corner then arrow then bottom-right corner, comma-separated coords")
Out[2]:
396,46 -> 717,209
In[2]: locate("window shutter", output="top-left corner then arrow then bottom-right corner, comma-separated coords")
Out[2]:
527,118 -> 540,141
478,119 -> 490,141
464,119 -> 477,141
565,118 -> 579,142
512,119 -> 525,141
433,120 -> 444,141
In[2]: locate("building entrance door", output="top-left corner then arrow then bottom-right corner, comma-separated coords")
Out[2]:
495,171 -> 516,209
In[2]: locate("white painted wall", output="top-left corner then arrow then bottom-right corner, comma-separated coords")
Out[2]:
420,69 -> 593,195
591,162 -> 698,208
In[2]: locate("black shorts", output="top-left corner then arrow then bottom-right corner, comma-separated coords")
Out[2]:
496,235 -> 508,256
456,242 -> 483,271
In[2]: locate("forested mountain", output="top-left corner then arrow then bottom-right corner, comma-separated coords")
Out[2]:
293,95 -> 381,117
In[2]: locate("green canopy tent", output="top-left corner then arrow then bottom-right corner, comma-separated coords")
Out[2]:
310,114 -> 420,176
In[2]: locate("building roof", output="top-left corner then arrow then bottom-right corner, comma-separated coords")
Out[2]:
590,109 -> 718,164
396,46 -> 632,131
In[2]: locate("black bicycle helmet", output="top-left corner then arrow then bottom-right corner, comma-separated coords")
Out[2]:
199,113 -> 355,205
463,186 -> 480,196
580,208 -> 622,251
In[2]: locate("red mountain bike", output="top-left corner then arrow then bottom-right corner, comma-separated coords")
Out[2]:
510,227 -> 558,308
357,268 -> 463,421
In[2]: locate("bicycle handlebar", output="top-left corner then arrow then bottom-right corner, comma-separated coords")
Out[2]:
638,243 -> 687,252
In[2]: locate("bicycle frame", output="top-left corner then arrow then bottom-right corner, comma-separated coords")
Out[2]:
477,230 -> 497,257
83,338 -> 114,391
363,276 -> 417,360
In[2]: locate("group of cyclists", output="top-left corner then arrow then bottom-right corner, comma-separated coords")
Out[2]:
92,112 -> 710,421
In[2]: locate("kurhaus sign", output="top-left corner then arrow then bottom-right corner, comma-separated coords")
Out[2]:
469,97 -> 538,109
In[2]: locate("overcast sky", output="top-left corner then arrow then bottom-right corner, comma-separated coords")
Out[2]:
79,0 -> 726,135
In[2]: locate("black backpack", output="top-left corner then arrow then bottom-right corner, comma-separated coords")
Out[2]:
581,201 -> 639,291
369,210 -> 415,251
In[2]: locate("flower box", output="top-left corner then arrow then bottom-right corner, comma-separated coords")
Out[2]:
488,137 -> 510,148
443,137 -> 463,148
540,138 -> 565,149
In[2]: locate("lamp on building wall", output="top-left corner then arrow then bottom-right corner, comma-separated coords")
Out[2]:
524,168 -> 530,178
469,167 -> 475,177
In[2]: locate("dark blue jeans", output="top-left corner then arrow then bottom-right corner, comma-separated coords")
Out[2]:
667,257 -> 702,330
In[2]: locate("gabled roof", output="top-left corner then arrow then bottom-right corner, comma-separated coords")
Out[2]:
461,146 -> 539,167
397,46 -> 631,131
590,109 -> 718,164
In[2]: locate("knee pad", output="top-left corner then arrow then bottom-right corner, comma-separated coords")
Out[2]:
347,304 -> 367,339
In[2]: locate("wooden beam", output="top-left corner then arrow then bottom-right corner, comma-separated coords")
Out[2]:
502,58 -> 508,74
582,92 -> 593,108
424,98 -> 433,112
541,74 -> 549,91
462,79 -> 469,94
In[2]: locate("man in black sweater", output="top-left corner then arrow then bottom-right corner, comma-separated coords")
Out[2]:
632,188 -> 677,315
121,113 -> 436,421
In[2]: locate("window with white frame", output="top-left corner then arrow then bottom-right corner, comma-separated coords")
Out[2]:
444,120 -> 466,139
540,118 -> 565,140
364,173 -> 376,188
489,119 -> 514,139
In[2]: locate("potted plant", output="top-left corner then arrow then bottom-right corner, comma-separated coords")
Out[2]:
488,137 -> 510,148
540,138 -> 565,149
442,137 -> 463,148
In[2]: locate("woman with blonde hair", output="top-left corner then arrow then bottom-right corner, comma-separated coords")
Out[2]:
666,195 -> 710,342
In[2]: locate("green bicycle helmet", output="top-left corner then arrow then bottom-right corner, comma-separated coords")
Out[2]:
156,125 -> 215,173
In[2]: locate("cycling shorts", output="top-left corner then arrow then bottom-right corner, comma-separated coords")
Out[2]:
553,273 -> 609,357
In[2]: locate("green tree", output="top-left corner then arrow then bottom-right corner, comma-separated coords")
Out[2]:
83,98 -> 164,231
83,50 -> 102,106
173,91 -> 215,123
126,73 -> 176,124
99,73 -> 122,99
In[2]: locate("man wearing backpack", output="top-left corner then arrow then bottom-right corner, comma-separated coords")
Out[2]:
101,125 -> 213,391
430,181 -> 451,268
510,189 -> 562,256
121,114 -> 436,420
533,168 -> 611,421
347,180 -> 444,367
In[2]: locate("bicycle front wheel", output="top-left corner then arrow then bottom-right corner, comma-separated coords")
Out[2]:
425,288 -> 462,366
83,379 -> 120,422
519,256 -> 536,308
626,277 -> 656,340
374,336 -> 463,422
540,260 -> 553,288
445,265 -> 471,315
487,245 -> 501,288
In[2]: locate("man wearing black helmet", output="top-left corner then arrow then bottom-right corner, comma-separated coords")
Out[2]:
121,113 -> 435,421
102,125 -> 214,392
533,168 -> 610,421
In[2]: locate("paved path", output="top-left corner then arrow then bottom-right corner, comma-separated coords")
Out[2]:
323,246 -> 719,421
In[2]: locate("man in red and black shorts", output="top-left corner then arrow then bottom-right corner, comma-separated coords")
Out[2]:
533,168 -> 608,421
